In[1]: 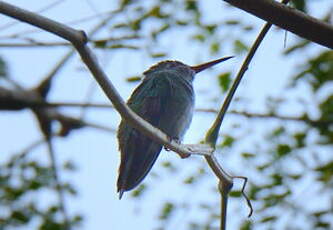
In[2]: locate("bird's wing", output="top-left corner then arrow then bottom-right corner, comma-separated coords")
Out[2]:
117,73 -> 173,195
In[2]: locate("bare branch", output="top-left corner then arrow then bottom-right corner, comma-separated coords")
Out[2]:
224,0 -> 333,49
0,35 -> 140,47
232,176 -> 253,217
0,0 -> 65,32
204,1 -> 290,228
45,139 -> 70,229
0,1 -> 213,158
0,1 -> 87,47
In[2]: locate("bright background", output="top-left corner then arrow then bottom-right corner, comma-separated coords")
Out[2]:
0,1 -> 332,230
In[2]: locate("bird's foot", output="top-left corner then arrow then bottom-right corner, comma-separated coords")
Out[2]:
164,137 -> 190,159
164,136 -> 179,151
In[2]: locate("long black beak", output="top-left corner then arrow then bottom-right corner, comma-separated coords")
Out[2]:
190,56 -> 234,73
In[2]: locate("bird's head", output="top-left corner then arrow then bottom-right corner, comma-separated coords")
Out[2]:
143,56 -> 233,81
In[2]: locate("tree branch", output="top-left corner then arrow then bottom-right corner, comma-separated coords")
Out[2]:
45,139 -> 70,229
223,0 -> 333,49
0,1 -> 87,48
205,1 -> 290,228
0,1 -> 213,158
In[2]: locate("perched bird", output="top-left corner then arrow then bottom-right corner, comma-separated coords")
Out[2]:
117,56 -> 233,198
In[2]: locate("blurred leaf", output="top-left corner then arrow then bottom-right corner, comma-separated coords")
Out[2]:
184,176 -> 195,184
315,161 -> 333,183
270,127 -> 285,138
94,40 -> 107,48
229,190 -> 242,197
107,44 -> 139,49
218,72 -> 231,92
240,220 -> 253,230
210,42 -> 220,54
242,25 -> 254,31
260,215 -> 277,223
233,39 -> 248,54
160,161 -> 177,172
150,52 -> 167,58
120,0 -> 134,9
292,51 -> 333,92
151,24 -> 170,40
293,132 -> 306,148
276,144 -> 292,157
11,210 -> 30,224
63,161 -> 76,171
271,173 -> 283,186
131,184 -> 146,198
315,221 -> 330,228
176,20 -> 188,26
288,173 -> 301,180
219,135 -> 234,148
284,40 -> 310,55
126,76 -> 142,82
204,24 -> 217,34
159,202 -> 174,220
242,152 -> 256,158
224,19 -> 240,25
192,34 -> 206,42
185,0 -> 198,11
291,0 -> 307,12
148,6 -> 165,18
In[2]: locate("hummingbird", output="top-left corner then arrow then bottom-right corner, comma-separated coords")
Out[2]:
117,56 -> 233,199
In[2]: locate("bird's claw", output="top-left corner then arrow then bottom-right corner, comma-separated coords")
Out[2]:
164,137 -> 190,158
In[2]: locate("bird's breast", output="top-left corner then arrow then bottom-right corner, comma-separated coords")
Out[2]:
158,76 -> 194,140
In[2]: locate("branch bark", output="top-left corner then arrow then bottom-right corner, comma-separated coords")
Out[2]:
224,0 -> 333,49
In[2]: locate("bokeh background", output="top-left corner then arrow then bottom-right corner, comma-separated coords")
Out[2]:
0,0 -> 332,229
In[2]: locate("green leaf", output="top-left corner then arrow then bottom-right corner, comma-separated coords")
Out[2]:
219,135 -> 234,148
126,76 -> 142,82
131,184 -> 146,198
284,40 -> 310,55
210,42 -> 220,55
192,34 -> 206,42
240,220 -> 253,230
204,24 -> 217,34
150,52 -> 167,58
94,40 -> 107,48
291,0 -> 306,12
260,215 -> 277,223
276,144 -> 292,157
315,161 -> 333,183
242,25 -> 254,31
229,190 -> 242,197
224,20 -> 240,25
185,0 -> 198,11
159,202 -> 174,220
233,39 -> 248,54
293,132 -> 306,148
218,72 -> 231,92
242,152 -> 256,158
183,176 -> 195,184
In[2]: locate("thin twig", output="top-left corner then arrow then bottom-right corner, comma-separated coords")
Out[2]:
218,179 -> 233,230
204,1 -> 290,229
0,9 -> 119,40
0,0 -> 65,32
206,0 -> 290,147
45,139 -> 70,229
233,176 -> 253,217
224,0 -> 333,49
36,6 -> 124,90
0,35 -> 140,47
0,1 -> 214,158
